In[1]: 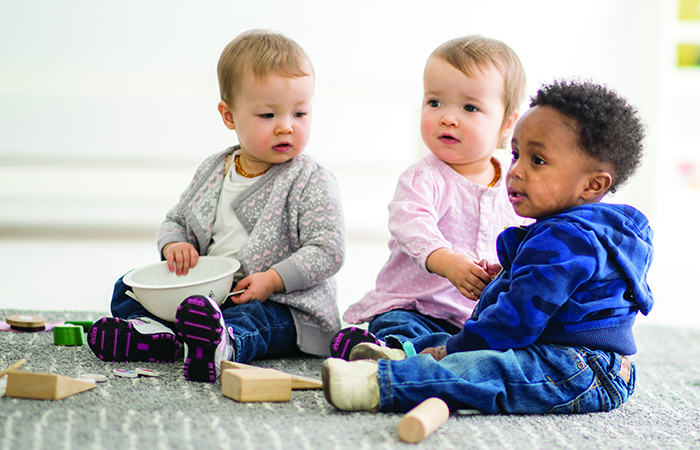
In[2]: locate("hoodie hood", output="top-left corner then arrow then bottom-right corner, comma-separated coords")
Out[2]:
539,203 -> 654,315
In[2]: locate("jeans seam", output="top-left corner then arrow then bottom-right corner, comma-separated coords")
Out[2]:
588,354 -> 622,408
379,360 -> 393,411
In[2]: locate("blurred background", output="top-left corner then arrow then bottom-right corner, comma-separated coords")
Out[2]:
1,0 -> 698,328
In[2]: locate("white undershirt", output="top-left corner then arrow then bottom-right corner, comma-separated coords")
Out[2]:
207,157 -> 257,281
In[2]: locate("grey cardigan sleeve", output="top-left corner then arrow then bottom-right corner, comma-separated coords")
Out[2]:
271,167 -> 345,293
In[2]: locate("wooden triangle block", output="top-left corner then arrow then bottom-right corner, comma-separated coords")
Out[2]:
221,360 -> 323,390
221,368 -> 291,403
6,372 -> 96,400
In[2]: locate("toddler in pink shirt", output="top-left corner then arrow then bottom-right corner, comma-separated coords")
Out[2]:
332,35 -> 529,360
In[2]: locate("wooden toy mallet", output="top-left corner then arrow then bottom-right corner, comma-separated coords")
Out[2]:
397,397 -> 450,444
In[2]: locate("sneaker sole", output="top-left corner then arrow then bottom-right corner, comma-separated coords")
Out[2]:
329,326 -> 381,360
175,296 -> 223,383
87,317 -> 179,363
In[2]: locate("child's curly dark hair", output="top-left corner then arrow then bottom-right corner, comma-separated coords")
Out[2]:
530,79 -> 646,193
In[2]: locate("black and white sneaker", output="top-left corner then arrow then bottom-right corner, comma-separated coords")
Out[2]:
87,316 -> 179,363
329,326 -> 383,360
175,295 -> 234,383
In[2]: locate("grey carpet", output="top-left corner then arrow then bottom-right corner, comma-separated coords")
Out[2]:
1,309 -> 699,449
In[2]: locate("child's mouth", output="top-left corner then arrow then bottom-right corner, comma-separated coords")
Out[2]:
439,134 -> 459,145
508,188 -> 525,203
273,143 -> 292,153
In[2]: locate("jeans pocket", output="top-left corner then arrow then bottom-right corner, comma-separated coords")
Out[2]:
547,383 -> 602,414
547,351 -> 633,414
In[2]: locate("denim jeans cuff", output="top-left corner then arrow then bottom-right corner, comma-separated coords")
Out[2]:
377,359 -> 393,412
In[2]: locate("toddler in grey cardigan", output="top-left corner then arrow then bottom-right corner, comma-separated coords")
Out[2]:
88,29 -> 345,383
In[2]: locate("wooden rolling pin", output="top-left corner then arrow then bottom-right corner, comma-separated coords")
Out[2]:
397,397 -> 450,443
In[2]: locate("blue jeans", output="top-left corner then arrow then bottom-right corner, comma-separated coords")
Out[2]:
368,309 -> 461,352
378,337 -> 635,414
110,275 -> 298,364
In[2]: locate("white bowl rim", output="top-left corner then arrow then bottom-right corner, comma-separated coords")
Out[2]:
123,256 -> 240,291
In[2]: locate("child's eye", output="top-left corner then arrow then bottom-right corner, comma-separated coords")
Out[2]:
511,150 -> 519,161
259,113 -> 274,119
294,111 -> 307,118
428,99 -> 441,108
532,155 -> 545,165
463,104 -> 478,112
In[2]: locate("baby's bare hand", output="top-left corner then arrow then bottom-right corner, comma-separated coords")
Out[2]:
444,256 -> 491,300
478,259 -> 502,278
420,346 -> 448,361
427,249 -> 493,300
163,242 -> 199,276
229,270 -> 283,305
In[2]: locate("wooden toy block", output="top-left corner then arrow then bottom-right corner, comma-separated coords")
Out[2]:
53,324 -> 86,346
221,360 -> 323,390
5,314 -> 46,332
221,368 -> 291,403
0,358 -> 27,378
65,320 -> 94,332
397,397 -> 450,444
6,371 -> 96,401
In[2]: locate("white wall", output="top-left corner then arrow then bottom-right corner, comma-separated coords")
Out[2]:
1,0 -> 696,328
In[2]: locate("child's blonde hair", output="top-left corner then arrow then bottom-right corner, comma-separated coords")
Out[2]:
217,29 -> 314,105
432,35 -> 526,148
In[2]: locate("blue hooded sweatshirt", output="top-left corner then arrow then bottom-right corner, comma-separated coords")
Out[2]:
446,203 -> 654,356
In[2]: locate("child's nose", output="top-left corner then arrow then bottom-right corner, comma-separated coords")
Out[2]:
275,120 -> 293,135
507,160 -> 522,179
440,112 -> 458,127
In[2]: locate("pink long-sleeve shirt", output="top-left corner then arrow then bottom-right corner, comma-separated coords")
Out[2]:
343,153 -> 526,328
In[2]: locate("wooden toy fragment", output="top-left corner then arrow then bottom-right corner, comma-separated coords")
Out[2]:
0,358 -> 27,378
5,314 -> 46,332
53,324 -> 86,345
221,368 -> 292,403
113,369 -> 138,378
79,373 -> 108,383
6,371 -> 96,400
221,360 -> 323,390
397,397 -> 450,444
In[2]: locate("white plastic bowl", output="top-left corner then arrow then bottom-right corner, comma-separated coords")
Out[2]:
123,256 -> 241,322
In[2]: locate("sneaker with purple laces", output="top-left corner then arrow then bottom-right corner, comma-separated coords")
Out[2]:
175,295 -> 234,383
87,316 -> 179,363
329,326 -> 383,360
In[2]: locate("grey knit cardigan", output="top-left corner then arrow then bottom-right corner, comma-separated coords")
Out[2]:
157,146 -> 345,356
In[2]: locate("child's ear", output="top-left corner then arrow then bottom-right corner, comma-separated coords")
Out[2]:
503,110 -> 519,135
218,101 -> 236,130
498,110 -> 519,148
582,171 -> 613,200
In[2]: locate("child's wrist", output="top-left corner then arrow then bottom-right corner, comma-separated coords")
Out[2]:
162,242 -> 177,257
266,268 -> 285,293
426,248 -> 452,276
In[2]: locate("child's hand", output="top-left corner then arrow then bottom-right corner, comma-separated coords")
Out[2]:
163,242 -> 199,276
420,346 -> 448,361
478,259 -> 502,279
228,269 -> 285,305
426,249 -> 492,301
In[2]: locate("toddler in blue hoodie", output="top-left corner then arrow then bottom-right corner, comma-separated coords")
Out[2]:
322,79 -> 653,415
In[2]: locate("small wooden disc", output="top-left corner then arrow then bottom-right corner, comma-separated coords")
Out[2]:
135,368 -> 160,377
113,369 -> 138,378
80,373 -> 108,383
6,314 -> 46,329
